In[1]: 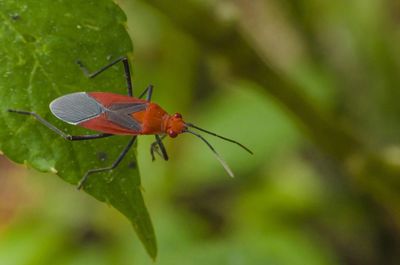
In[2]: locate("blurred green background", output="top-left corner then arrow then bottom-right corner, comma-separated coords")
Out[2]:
1,0 -> 400,264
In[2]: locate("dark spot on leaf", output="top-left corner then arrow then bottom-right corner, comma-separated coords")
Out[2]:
128,161 -> 136,169
22,34 -> 36,43
97,152 -> 108,162
10,13 -> 20,21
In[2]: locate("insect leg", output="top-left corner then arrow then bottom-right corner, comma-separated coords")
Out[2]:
8,109 -> 114,140
155,135 -> 168,160
138,85 -> 153,101
77,56 -> 133,97
150,134 -> 168,161
77,136 -> 137,189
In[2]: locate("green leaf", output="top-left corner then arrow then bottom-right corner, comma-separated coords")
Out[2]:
0,0 -> 157,259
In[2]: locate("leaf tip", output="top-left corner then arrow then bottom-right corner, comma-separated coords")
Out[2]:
0,150 -> 3,155
50,167 -> 58,174
147,244 -> 158,262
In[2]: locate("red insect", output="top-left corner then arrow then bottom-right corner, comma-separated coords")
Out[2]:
8,57 -> 252,189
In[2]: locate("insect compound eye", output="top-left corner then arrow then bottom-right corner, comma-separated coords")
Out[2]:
168,129 -> 178,138
173,113 -> 182,119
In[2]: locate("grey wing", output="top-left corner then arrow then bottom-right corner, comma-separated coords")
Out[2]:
109,103 -> 147,113
49,92 -> 103,125
106,102 -> 147,131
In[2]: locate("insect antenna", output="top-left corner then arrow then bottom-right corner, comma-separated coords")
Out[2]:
185,122 -> 253,154
185,129 -> 234,178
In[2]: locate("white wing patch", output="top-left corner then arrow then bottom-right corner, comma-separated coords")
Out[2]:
49,92 -> 103,125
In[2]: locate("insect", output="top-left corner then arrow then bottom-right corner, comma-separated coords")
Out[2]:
8,57 -> 253,189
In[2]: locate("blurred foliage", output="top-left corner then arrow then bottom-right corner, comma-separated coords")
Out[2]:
1,0 -> 400,264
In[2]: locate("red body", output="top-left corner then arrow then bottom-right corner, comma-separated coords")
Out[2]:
80,92 -> 185,137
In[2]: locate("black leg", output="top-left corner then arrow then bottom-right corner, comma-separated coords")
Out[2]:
8,109 -> 113,140
77,136 -> 137,189
138,84 -> 153,101
150,135 -> 168,161
77,56 -> 133,97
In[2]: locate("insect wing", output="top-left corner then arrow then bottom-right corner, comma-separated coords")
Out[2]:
106,102 -> 147,131
50,92 -> 148,135
50,92 -> 102,125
